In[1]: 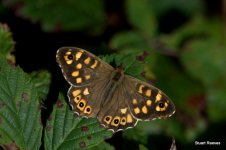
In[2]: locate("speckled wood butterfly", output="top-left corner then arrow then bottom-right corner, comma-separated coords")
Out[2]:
56,47 -> 175,132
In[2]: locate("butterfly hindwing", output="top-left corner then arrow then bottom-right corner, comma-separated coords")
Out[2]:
97,82 -> 138,132
68,83 -> 105,118
67,73 -> 138,132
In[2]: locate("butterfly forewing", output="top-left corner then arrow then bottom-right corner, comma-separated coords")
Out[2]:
125,75 -> 175,120
56,47 -> 114,86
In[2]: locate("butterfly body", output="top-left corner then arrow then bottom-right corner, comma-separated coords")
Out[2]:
56,47 -> 175,132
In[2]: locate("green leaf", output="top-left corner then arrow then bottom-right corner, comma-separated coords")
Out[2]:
139,144 -> 148,150
89,141 -> 115,150
110,31 -> 147,50
158,16 -> 225,50
0,23 -> 15,62
181,39 -> 226,86
30,70 -> 51,99
44,93 -> 113,150
101,53 -> 144,79
124,59 -> 143,79
181,39 -> 226,122
16,0 -> 106,33
126,0 -> 156,37
0,57 -> 42,149
151,0 -> 204,17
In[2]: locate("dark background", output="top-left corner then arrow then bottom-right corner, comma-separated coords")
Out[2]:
0,0 -> 226,149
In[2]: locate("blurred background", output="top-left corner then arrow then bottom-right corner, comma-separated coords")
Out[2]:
0,0 -> 226,149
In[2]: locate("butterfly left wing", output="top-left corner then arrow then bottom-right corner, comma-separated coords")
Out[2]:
57,47 -> 116,118
67,79 -> 109,118
124,75 -> 175,121
56,47 -> 114,86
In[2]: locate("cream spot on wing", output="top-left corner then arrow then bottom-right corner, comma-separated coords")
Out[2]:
76,77 -> 82,84
84,57 -> 91,65
156,106 -> 160,111
164,102 -> 168,108
85,75 -> 90,80
120,108 -> 127,114
90,60 -> 98,69
146,100 -> 152,106
142,106 -> 148,114
83,88 -> 89,95
66,60 -> 73,64
72,90 -> 81,97
71,71 -> 79,77
132,99 -> 138,105
134,107 -> 140,114
75,51 -> 83,61
145,89 -> 151,97
76,63 -> 82,69
126,114 -> 133,123
155,92 -> 162,102
138,85 -> 144,94
66,51 -> 71,55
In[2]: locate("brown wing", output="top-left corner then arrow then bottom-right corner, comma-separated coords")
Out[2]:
97,79 -> 138,132
67,76 -> 110,118
68,72 -> 138,132
56,47 -> 114,86
124,75 -> 175,121
57,47 -> 115,118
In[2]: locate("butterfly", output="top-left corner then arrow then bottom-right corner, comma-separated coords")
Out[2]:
56,47 -> 175,132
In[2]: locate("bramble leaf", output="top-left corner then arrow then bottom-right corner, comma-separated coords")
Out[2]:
9,0 -> 106,33
0,57 -> 42,149
30,70 -> 51,99
44,93 -> 113,150
126,0 -> 156,37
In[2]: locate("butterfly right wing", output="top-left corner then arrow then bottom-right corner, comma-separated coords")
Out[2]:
96,74 -> 175,133
124,75 -> 175,121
